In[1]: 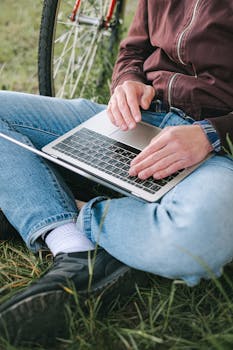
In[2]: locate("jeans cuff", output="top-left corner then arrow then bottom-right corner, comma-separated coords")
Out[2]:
76,196 -> 107,243
27,212 -> 78,252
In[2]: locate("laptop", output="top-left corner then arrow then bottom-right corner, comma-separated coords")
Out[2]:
0,110 -> 202,202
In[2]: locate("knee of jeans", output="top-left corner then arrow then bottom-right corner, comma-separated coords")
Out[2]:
135,210 -> 233,285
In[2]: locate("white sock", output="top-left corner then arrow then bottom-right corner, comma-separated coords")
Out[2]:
44,223 -> 94,256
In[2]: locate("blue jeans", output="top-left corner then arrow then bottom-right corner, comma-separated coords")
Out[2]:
1,91 -> 233,286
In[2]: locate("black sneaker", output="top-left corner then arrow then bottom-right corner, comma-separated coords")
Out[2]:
0,210 -> 18,240
0,248 -> 147,346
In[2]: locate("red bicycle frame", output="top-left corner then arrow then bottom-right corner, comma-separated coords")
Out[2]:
70,0 -> 117,28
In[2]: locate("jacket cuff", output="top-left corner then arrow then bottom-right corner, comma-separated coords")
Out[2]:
194,120 -> 221,152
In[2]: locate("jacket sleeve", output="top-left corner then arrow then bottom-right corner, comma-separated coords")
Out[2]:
170,74 -> 233,154
111,0 -> 153,93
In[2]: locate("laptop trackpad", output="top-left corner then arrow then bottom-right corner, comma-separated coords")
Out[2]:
110,123 -> 161,150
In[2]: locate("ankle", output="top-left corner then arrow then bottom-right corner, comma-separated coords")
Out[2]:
43,222 -> 94,256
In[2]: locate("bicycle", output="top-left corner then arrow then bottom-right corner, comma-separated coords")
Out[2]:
38,0 -> 126,103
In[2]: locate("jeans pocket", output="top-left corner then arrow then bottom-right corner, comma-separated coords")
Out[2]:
141,110 -> 166,127
159,108 -> 195,128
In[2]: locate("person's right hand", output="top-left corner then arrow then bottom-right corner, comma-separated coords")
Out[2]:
107,81 -> 155,131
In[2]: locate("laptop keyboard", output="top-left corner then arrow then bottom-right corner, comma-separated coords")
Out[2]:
52,128 -> 178,194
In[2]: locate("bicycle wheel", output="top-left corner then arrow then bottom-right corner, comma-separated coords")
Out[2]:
38,0 -> 125,103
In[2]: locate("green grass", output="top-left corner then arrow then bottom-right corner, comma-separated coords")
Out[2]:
0,0 -> 42,93
2,240 -> 233,350
1,1 -> 233,350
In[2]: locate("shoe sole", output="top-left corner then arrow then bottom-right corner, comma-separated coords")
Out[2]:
0,265 -> 148,346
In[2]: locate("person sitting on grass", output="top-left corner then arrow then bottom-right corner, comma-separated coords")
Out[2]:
0,0 -> 233,346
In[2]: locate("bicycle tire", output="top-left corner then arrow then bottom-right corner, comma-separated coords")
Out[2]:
38,0 -> 125,103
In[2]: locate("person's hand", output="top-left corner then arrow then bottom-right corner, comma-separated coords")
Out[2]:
129,124 -> 213,179
107,81 -> 155,131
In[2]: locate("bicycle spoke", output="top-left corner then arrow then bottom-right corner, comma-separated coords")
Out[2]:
55,22 -> 97,97
57,22 -> 80,97
70,28 -> 100,98
79,37 -> 101,96
55,34 -> 91,95
54,27 -> 75,78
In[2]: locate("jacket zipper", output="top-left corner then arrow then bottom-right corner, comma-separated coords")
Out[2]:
168,0 -> 201,106
177,0 -> 202,64
168,73 -> 179,107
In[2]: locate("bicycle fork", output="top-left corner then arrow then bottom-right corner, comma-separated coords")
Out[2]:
70,0 -> 117,28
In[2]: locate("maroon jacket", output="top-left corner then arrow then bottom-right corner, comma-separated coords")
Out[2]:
111,0 -> 233,153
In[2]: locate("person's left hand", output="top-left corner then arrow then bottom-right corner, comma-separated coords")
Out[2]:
129,124 -> 213,179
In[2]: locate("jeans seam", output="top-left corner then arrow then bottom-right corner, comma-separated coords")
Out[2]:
18,134 -> 76,212
38,155 -> 77,211
29,213 -> 77,234
9,121 -> 61,137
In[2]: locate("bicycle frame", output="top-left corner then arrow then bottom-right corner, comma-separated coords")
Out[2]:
70,0 -> 118,28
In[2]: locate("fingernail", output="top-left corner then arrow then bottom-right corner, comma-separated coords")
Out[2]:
120,124 -> 127,131
135,115 -> 141,122
138,172 -> 146,179
129,122 -> 136,129
153,173 -> 161,179
129,167 -> 136,176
